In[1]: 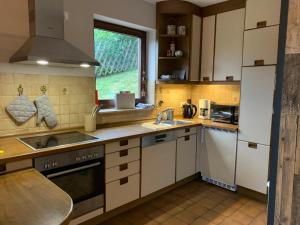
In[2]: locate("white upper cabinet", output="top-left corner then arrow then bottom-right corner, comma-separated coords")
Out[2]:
239,66 -> 276,145
245,0 -> 281,30
200,15 -> 215,82
243,26 -> 279,66
190,15 -> 202,81
214,9 -> 245,81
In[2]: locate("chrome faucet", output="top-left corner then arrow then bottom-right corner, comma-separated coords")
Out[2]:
155,108 -> 174,124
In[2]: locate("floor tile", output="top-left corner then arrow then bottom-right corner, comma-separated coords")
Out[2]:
97,181 -> 267,225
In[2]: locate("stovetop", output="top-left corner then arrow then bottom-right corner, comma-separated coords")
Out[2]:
19,131 -> 98,150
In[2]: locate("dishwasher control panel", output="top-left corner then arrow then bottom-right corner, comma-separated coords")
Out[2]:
142,131 -> 176,148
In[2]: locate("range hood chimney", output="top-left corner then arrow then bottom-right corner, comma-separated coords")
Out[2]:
9,0 -> 100,67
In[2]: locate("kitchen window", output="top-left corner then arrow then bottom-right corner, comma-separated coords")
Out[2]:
94,20 -> 147,109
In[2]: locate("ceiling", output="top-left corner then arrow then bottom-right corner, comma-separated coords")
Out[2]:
144,0 -> 227,7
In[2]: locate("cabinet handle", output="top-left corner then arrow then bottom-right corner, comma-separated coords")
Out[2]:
254,60 -> 264,66
185,128 -> 190,133
184,135 -> 190,141
226,76 -> 234,81
120,177 -> 128,185
119,163 -> 128,171
257,21 -> 267,28
119,149 -> 128,157
120,140 -> 129,146
248,142 -> 258,149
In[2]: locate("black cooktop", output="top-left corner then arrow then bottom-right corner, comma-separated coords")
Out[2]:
19,131 -> 98,150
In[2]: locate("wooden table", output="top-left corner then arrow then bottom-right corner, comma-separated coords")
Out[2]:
0,169 -> 73,225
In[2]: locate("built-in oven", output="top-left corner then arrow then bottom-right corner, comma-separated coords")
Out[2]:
34,145 -> 104,218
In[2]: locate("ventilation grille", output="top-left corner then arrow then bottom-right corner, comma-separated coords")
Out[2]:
202,176 -> 237,192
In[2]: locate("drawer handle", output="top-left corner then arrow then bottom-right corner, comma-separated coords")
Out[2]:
248,142 -> 258,149
0,164 -> 6,173
119,149 -> 128,157
226,76 -> 234,81
202,76 -> 209,81
120,177 -> 128,185
185,128 -> 190,133
184,135 -> 190,141
119,163 -> 128,171
257,21 -> 267,28
254,60 -> 264,66
120,140 -> 129,146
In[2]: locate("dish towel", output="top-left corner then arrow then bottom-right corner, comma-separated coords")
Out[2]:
6,95 -> 37,124
35,95 -> 57,128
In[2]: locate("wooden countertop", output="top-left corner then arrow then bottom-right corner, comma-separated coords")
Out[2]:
0,169 -> 73,225
0,118 -> 238,164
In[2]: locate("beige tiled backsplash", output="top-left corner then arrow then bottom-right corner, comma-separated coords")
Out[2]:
0,73 -> 95,137
192,84 -> 240,106
155,84 -> 240,116
0,73 -> 240,137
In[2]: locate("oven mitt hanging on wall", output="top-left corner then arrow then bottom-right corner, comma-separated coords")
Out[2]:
35,95 -> 57,128
6,95 -> 37,124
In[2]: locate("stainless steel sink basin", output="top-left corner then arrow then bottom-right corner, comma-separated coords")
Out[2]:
158,120 -> 193,126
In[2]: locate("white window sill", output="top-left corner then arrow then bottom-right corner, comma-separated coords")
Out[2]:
98,107 -> 154,114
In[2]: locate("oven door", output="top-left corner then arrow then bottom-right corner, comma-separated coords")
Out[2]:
43,158 -> 104,218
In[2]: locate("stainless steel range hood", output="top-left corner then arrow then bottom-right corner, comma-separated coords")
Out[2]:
9,0 -> 100,67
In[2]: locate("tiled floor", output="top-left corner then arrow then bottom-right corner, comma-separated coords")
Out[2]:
99,181 -> 267,225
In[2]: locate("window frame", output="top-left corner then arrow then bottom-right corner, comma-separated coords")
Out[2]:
94,20 -> 147,109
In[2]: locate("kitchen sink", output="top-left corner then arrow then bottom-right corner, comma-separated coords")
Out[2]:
157,120 -> 193,126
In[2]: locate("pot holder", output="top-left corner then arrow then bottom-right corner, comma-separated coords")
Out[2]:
6,95 -> 37,124
35,95 -> 58,128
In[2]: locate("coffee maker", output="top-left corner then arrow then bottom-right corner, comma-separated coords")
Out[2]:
199,99 -> 211,120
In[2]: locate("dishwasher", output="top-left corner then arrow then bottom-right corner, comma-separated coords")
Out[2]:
141,131 -> 176,197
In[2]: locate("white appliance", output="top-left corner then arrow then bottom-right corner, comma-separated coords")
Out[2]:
141,131 -> 176,197
198,99 -> 211,119
115,92 -> 135,109
199,127 -> 238,191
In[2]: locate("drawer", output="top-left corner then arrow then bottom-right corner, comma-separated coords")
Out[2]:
176,127 -> 197,137
106,138 -> 140,154
243,26 -> 279,66
106,173 -> 140,211
106,160 -> 140,183
105,147 -> 140,168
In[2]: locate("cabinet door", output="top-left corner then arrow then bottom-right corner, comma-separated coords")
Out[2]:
190,15 -> 201,81
141,140 -> 176,197
200,128 -> 237,185
239,66 -> 275,145
214,9 -> 245,81
236,140 -> 270,194
176,134 -> 197,181
200,15 -> 215,82
243,26 -> 279,66
245,0 -> 281,30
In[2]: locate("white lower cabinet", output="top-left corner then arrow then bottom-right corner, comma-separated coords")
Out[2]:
141,139 -> 176,197
176,134 -> 197,181
105,139 -> 141,212
106,174 -> 140,211
236,140 -> 270,194
200,128 -> 237,187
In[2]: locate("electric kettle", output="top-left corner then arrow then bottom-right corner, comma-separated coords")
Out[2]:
182,100 -> 197,118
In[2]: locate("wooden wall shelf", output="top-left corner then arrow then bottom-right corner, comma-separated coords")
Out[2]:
156,79 -> 199,84
158,57 -> 188,60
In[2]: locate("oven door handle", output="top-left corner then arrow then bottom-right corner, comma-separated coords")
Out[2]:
46,162 -> 101,179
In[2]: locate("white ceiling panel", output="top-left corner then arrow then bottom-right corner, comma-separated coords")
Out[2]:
144,0 -> 228,7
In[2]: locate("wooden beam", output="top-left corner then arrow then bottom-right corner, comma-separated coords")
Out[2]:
286,0 -> 300,54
